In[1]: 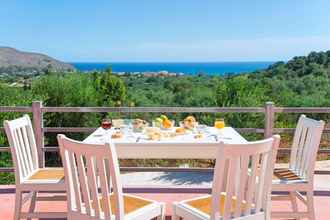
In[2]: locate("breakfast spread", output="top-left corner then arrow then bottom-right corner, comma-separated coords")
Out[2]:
104,116 -> 225,142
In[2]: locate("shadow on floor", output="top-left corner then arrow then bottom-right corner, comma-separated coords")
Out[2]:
151,171 -> 213,185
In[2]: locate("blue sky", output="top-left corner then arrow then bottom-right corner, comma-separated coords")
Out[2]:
1,0 -> 330,62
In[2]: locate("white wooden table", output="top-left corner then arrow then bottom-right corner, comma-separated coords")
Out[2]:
83,127 -> 247,159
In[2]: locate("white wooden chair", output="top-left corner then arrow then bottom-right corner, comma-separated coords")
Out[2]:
172,135 -> 280,220
4,115 -> 66,220
57,134 -> 165,220
271,115 -> 325,220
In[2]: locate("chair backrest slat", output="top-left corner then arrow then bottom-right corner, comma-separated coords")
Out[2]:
96,158 -> 112,219
255,152 -> 269,211
289,115 -> 325,180
21,126 -> 34,171
244,154 -> 259,215
76,153 -> 92,215
223,157 -> 237,220
86,156 -> 101,218
233,155 -> 249,218
14,130 -> 27,178
16,128 -> 32,175
58,134 -> 125,220
4,115 -> 39,183
210,135 -> 280,220
67,151 -> 82,212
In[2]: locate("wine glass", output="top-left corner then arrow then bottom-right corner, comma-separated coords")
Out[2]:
101,118 -> 112,130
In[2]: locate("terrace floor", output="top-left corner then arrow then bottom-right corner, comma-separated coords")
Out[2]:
1,171 -> 330,219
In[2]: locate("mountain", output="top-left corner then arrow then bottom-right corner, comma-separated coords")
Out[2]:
0,47 -> 75,75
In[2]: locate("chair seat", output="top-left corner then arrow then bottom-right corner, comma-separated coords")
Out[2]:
23,168 -> 65,184
182,193 -> 252,216
94,194 -> 153,215
272,168 -> 307,184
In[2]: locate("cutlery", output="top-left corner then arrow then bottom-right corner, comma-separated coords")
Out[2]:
208,134 -> 218,142
93,134 -> 104,137
218,137 -> 232,140
208,134 -> 232,141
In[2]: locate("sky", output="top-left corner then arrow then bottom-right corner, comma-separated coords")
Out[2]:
1,0 -> 330,62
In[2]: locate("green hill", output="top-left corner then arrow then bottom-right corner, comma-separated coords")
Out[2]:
0,47 -> 75,76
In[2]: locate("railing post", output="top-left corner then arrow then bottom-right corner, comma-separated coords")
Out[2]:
264,101 -> 275,138
32,101 -> 44,168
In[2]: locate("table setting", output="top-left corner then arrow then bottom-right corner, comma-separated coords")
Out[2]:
84,115 -> 247,147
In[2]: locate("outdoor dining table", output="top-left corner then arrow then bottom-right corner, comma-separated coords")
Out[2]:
83,126 -> 248,159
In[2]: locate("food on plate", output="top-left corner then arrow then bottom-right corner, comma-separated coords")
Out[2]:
153,117 -> 163,127
144,127 -> 160,140
175,127 -> 186,135
182,116 -> 197,129
111,131 -> 123,139
132,119 -> 147,132
162,119 -> 173,129
149,132 -> 161,140
194,133 -> 203,139
154,114 -> 174,130
161,131 -> 176,139
160,115 -> 168,121
144,127 -> 162,140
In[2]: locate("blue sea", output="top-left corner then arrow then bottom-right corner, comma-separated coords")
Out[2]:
71,62 -> 274,75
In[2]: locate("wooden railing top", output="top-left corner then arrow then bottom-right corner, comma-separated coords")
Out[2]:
0,105 -> 329,114
0,106 -> 32,113
275,107 -> 330,113
41,106 -> 265,113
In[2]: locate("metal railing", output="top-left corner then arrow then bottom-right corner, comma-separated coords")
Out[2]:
0,101 -> 329,174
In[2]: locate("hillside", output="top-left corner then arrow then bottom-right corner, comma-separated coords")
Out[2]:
0,47 -> 75,75
253,51 -> 330,79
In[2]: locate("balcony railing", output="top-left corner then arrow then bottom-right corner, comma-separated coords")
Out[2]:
0,101 -> 330,176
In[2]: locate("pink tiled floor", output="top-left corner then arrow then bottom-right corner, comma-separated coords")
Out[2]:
1,185 -> 330,220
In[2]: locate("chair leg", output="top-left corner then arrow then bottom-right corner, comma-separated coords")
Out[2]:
156,203 -> 165,220
14,189 -> 22,220
27,191 -> 37,220
289,191 -> 300,220
172,203 -> 180,220
306,190 -> 315,220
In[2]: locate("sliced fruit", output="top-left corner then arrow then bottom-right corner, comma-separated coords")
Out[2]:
160,115 -> 168,121
185,116 -> 196,122
162,119 -> 172,129
156,118 -> 163,123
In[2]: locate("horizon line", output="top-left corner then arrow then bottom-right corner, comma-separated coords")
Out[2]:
68,60 -> 280,64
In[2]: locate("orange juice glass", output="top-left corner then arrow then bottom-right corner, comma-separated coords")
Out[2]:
214,118 -> 225,129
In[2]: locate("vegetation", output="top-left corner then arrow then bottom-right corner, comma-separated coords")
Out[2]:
0,51 -> 330,183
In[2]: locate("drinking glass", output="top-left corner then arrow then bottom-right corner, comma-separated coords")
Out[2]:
101,118 -> 112,130
214,118 -> 225,129
196,124 -> 207,133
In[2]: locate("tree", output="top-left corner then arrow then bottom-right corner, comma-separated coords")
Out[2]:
94,68 -> 126,106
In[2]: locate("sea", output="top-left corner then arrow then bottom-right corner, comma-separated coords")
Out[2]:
71,62 -> 275,76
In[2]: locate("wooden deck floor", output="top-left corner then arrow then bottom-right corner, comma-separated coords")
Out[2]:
1,185 -> 330,220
